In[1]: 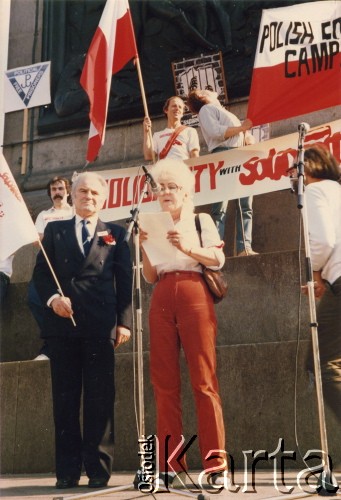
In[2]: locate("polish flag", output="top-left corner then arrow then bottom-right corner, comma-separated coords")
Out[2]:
80,0 -> 138,163
247,1 -> 341,126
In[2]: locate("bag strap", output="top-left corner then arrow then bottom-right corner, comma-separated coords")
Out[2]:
159,125 -> 187,159
195,213 -> 203,247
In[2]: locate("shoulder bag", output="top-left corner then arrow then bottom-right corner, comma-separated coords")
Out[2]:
195,214 -> 228,304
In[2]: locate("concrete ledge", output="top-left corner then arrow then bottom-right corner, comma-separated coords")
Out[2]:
2,250 -> 309,362
0,361 -> 54,474
1,342 -> 340,474
0,282 -> 42,362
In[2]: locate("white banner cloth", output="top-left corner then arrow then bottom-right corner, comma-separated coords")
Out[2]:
97,119 -> 341,222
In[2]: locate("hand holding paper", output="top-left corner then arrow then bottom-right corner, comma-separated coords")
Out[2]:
138,212 -> 176,266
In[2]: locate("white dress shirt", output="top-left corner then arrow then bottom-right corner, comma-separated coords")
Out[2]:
75,214 -> 98,255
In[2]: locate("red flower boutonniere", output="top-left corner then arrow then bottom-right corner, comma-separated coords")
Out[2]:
103,234 -> 116,245
97,231 -> 116,246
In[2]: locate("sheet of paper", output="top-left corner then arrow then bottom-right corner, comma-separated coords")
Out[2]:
138,212 -> 175,266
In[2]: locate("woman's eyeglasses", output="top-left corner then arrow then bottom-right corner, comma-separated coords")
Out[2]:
159,183 -> 182,193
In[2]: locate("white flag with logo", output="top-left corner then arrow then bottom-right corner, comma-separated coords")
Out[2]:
4,61 -> 51,113
0,154 -> 39,260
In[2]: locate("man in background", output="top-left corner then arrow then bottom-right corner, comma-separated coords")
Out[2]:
143,96 -> 200,161
187,89 -> 257,256
34,176 -> 74,238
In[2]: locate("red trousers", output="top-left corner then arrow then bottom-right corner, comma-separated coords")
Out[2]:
149,271 -> 226,473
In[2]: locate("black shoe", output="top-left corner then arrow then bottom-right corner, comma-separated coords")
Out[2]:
158,472 -> 188,489
55,478 -> 79,489
88,477 -> 109,488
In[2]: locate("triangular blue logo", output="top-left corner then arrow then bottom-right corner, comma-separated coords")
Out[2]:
6,63 -> 50,107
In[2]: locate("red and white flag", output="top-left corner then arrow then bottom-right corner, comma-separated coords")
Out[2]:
0,154 -> 39,260
80,0 -> 138,163
247,1 -> 341,126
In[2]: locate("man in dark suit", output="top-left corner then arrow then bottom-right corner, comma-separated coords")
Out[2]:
33,172 -> 132,490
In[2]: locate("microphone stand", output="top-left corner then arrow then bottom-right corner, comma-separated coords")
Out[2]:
294,125 -> 338,496
125,170 -> 153,491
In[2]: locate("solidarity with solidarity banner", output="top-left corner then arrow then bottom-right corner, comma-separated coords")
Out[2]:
97,119 -> 341,222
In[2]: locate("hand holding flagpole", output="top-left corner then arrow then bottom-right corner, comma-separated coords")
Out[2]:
38,241 -> 76,327
135,57 -> 155,164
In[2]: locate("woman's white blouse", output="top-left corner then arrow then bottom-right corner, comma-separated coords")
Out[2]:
154,211 -> 225,277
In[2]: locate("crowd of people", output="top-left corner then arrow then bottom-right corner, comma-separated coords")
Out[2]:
2,91 -> 340,492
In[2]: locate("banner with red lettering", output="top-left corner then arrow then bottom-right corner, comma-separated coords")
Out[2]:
0,153 -> 39,260
97,119 -> 341,222
247,1 -> 341,126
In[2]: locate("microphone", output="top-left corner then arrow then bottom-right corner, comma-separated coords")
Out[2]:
298,122 -> 310,138
142,166 -> 160,193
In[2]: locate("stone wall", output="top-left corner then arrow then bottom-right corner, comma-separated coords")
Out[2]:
1,249 -> 340,473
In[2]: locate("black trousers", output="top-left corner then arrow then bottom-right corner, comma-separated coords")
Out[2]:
0,271 -> 10,305
307,276 -> 341,422
47,337 -> 116,480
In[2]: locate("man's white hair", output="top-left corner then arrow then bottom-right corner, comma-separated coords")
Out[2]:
71,171 -> 108,198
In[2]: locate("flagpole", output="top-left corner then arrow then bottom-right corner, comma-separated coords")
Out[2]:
0,0 -> 11,156
38,240 -> 77,327
21,107 -> 29,175
135,57 -> 156,164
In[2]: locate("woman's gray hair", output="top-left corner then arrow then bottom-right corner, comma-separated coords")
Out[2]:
71,171 -> 108,198
150,159 -> 195,196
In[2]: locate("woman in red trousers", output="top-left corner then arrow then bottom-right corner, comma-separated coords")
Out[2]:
139,158 -> 227,488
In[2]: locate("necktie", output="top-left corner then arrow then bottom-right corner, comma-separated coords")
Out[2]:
81,219 -> 91,257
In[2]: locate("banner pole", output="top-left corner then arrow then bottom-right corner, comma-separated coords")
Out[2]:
21,107 -> 29,175
135,57 -> 156,164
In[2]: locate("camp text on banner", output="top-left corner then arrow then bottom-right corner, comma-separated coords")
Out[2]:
247,1 -> 341,126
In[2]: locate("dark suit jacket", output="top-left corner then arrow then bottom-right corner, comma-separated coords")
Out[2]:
33,217 -> 132,339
